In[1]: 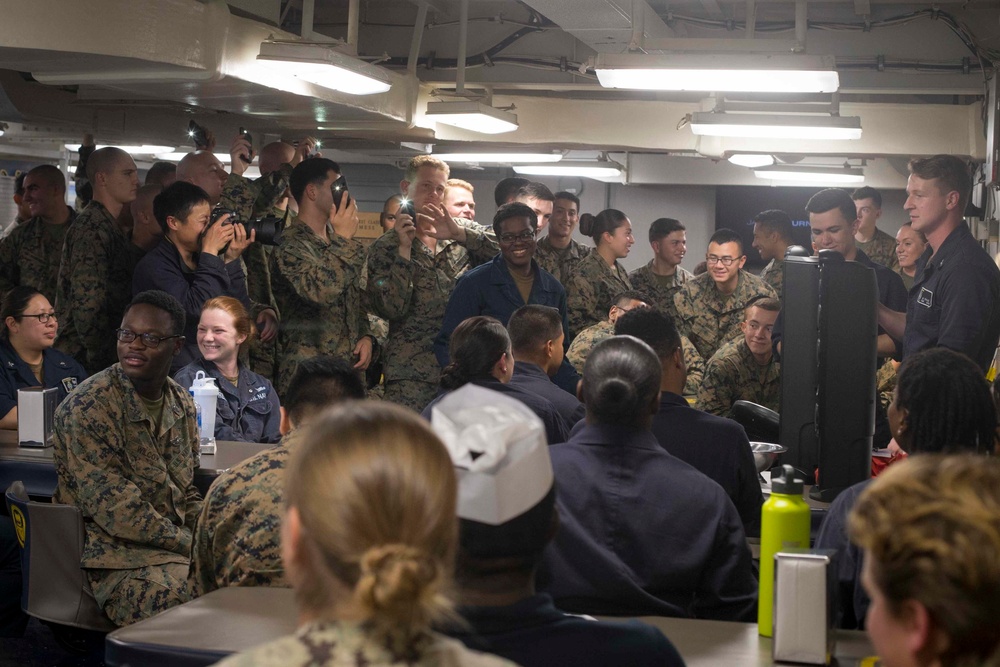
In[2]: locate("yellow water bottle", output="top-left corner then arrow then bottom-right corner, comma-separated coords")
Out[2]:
758,464 -> 811,637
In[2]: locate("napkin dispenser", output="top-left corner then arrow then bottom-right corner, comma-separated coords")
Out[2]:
772,549 -> 838,664
17,386 -> 58,448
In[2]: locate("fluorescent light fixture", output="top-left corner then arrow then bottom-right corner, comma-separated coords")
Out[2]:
434,153 -> 562,164
155,152 -> 234,163
728,154 -> 775,168
595,53 -> 839,93
65,143 -> 176,154
513,161 -> 623,179
753,165 -> 865,184
426,101 -> 518,135
690,112 -> 862,140
257,41 -> 391,96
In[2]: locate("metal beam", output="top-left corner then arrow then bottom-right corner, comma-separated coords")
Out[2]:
853,0 -> 871,16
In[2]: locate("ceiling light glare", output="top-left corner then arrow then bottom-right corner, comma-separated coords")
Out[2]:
65,144 -> 177,154
690,113 -> 862,140
728,154 -> 775,168
513,162 -> 622,179
753,165 -> 865,184
434,153 -> 562,164
257,42 -> 391,96
426,101 -> 518,135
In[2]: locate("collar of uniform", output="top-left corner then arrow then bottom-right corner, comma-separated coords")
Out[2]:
659,391 -> 689,409
570,422 -> 661,450
927,222 -> 971,270
113,364 -> 185,430
512,359 -> 549,380
287,216 -> 343,246
489,253 -> 556,293
84,199 -> 117,227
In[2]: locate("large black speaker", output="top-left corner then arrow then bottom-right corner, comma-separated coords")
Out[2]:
779,248 -> 878,502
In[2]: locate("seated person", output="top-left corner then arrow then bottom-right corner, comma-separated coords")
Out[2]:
698,297 -> 781,418
507,305 -> 585,431
216,402 -> 514,667
422,316 -> 568,445
188,357 -> 366,597
175,297 -> 280,444
0,286 -> 87,429
815,347 -> 997,629
432,386 -> 684,667
849,454 -> 1000,667
615,307 -> 763,537
51,290 -> 202,626
538,335 -> 758,621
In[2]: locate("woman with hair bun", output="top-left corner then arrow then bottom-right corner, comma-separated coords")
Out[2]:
538,335 -> 758,620
174,296 -> 280,443
564,209 -> 634,337
216,402 -> 515,667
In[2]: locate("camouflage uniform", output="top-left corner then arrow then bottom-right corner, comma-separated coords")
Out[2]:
673,270 -> 778,361
535,236 -> 590,285
217,620 -> 516,667
758,257 -> 784,301
567,318 -> 704,400
189,429 -> 302,598
857,228 -> 900,271
51,365 -> 202,626
366,225 -> 498,411
0,207 -> 76,303
876,358 -> 897,413
54,201 -> 143,374
627,260 -> 694,322
270,218 -> 370,397
565,250 -> 631,338
698,336 -> 781,418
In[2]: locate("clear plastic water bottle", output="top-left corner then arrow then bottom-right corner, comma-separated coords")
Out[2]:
188,371 -> 218,455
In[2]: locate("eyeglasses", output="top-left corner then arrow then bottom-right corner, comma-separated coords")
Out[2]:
499,230 -> 536,244
18,312 -> 57,324
706,255 -> 742,266
115,328 -> 183,348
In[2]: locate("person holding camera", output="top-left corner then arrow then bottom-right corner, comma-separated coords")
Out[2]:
132,181 -> 273,372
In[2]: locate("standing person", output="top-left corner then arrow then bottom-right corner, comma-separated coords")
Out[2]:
628,217 -> 693,322
751,209 -> 795,300
534,191 -> 588,284
565,209 -> 634,338
894,222 -> 928,291
215,402 -> 515,667
270,158 -> 372,396
1,173 -> 31,240
379,194 -> 403,232
876,156 -> 1000,372
51,290 -> 202,627
673,228 -> 777,361
366,155 -> 497,411
852,186 -> 900,271
174,297 -> 281,444
443,179 -> 476,221
55,147 -> 142,374
0,286 -> 87,430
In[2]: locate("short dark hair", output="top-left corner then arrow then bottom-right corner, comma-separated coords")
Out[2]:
581,336 -> 661,427
145,161 -> 177,188
805,188 -> 857,226
125,290 -> 185,336
86,147 -> 130,182
752,209 -> 794,243
494,177 -> 530,206
908,155 -> 972,213
614,307 -> 681,360
514,181 -> 555,203
508,305 -> 563,353
553,191 -> 580,209
283,357 -> 366,425
579,209 -> 628,244
850,186 -> 882,208
648,218 -> 685,244
441,316 -> 510,391
26,164 -> 67,193
492,202 -> 538,237
13,172 -> 25,196
289,157 -> 341,205
153,181 -> 212,234
614,290 -> 651,309
746,296 -> 781,316
709,228 -> 745,255
1,286 -> 44,341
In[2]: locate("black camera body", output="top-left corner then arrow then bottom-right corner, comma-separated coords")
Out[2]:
208,207 -> 285,246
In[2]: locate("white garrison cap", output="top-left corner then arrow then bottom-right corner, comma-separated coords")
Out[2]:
430,384 -> 553,526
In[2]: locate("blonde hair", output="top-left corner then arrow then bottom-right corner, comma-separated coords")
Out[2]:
445,178 -> 474,194
404,155 -> 449,183
849,455 -> 1000,667
285,402 -> 458,659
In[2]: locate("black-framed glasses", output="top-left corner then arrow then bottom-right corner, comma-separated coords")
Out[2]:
18,312 -> 57,324
115,328 -> 183,348
499,230 -> 537,244
706,255 -> 742,266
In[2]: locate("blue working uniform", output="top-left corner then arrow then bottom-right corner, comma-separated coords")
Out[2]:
509,361 -> 585,433
0,339 -> 87,418
433,254 -> 580,394
538,423 -> 758,621
174,358 -> 281,444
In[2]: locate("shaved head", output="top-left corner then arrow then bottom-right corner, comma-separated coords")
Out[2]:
26,164 -> 66,192
258,141 -> 296,176
86,147 -> 130,182
176,150 -> 227,205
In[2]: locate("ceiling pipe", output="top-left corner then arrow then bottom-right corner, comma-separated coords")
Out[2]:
630,0 -> 646,51
746,0 -> 757,39
456,0 -> 469,94
407,2 -> 429,76
347,0 -> 360,54
795,0 -> 807,52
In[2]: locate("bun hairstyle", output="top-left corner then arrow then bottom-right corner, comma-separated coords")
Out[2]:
1,286 -> 44,341
440,316 -> 510,391
581,335 -> 661,427
201,296 -> 257,359
578,208 -> 628,246
285,402 -> 458,660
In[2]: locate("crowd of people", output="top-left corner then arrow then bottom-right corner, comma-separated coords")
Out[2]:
1,135 -> 1000,666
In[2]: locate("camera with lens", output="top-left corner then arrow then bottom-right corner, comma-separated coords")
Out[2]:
208,207 -> 285,246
